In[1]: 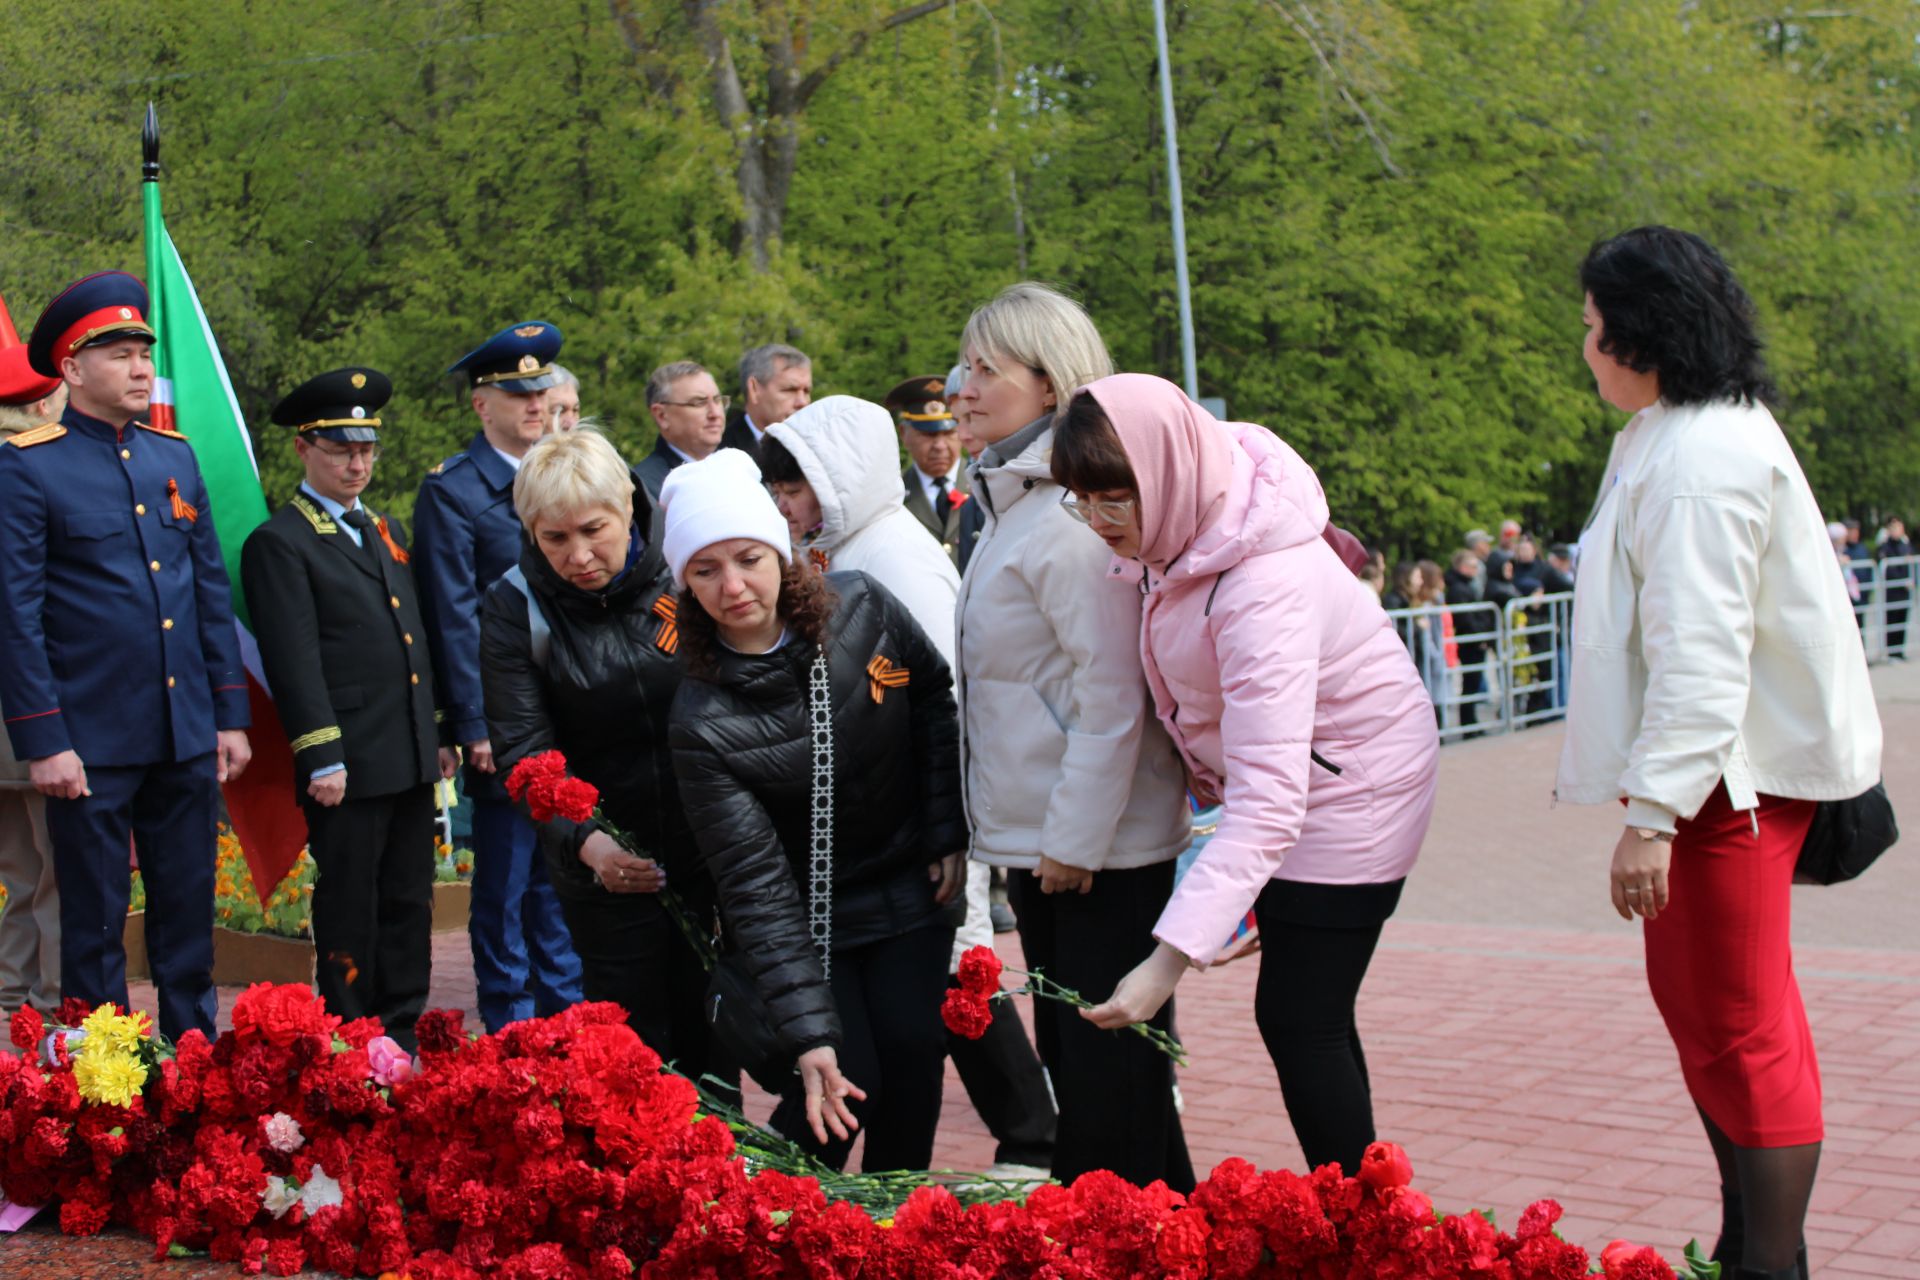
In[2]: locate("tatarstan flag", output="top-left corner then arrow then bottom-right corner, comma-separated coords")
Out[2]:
141,110 -> 307,899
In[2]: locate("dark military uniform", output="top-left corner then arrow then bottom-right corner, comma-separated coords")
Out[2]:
414,322 -> 581,1030
240,368 -> 446,1048
885,375 -> 972,566
0,273 -> 249,1040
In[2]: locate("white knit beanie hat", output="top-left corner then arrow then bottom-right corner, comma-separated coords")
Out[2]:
658,447 -> 794,588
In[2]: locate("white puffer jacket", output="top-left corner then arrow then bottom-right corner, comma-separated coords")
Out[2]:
1557,398 -> 1882,828
954,417 -> 1190,872
767,397 -> 991,958
768,397 -> 961,668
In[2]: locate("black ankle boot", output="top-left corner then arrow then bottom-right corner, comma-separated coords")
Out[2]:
1798,1240 -> 1809,1280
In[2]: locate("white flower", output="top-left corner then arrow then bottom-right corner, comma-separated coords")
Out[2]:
298,1167 -> 344,1216
261,1176 -> 302,1220
262,1112 -> 305,1154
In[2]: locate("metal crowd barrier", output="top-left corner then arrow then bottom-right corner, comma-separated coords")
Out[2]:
1385,554 -> 1919,749
1843,554 -> 1917,664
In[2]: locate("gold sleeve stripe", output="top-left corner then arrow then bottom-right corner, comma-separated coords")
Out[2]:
290,726 -> 343,754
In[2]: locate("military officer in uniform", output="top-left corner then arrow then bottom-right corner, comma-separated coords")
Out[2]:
241,369 -> 457,1050
413,321 -> 582,1031
886,375 -> 971,565
0,272 -> 252,1040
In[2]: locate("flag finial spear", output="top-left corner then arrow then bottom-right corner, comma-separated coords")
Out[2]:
142,102 -> 159,183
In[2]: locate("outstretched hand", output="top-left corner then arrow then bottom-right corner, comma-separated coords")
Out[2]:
1082,941 -> 1190,1030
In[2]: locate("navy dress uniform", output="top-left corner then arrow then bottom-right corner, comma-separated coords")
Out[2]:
0,272 -> 250,1040
413,322 -> 581,1030
886,376 -> 972,565
240,370 -> 448,1049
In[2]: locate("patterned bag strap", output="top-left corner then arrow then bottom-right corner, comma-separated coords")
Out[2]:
807,650 -> 834,978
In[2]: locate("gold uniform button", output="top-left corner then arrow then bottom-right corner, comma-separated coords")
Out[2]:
166,676 -> 176,689
162,618 -> 174,631
404,633 -> 414,645
135,503 -> 147,516
120,449 -> 132,460
410,673 -> 420,685
390,596 -> 400,609
149,560 -> 161,572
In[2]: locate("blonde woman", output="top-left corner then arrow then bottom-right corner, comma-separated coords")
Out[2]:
953,283 -> 1193,1191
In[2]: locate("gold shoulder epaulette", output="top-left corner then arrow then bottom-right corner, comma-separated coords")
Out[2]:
136,421 -> 190,441
427,461 -> 445,476
5,423 -> 67,448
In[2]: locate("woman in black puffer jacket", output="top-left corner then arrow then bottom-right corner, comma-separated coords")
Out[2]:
478,431 -> 727,1088
662,448 -> 966,1173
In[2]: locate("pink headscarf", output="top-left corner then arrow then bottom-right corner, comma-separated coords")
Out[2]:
1080,373 -> 1236,573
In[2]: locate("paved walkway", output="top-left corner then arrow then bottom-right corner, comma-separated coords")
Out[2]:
11,665 -> 1920,1275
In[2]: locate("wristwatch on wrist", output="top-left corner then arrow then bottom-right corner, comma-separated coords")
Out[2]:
1631,826 -> 1675,844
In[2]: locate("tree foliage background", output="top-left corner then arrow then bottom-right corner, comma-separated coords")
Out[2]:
2,0 -> 1917,550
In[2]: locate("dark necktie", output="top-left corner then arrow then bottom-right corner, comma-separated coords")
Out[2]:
340,507 -> 382,572
932,475 -> 952,520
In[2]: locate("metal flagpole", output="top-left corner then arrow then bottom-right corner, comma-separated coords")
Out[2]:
1152,0 -> 1198,400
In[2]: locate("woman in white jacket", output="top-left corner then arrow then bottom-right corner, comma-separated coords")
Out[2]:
1561,227 -> 1881,1280
762,396 -> 1057,1180
952,283 -> 1193,1192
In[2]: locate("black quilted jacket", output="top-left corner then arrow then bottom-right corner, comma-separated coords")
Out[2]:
668,571 -> 965,1058
478,488 -> 694,872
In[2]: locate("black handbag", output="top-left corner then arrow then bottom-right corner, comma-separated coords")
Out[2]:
1794,781 -> 1898,885
704,651 -> 835,1093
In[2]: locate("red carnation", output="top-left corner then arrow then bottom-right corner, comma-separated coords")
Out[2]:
1517,1198 -> 1564,1240
1357,1140 -> 1413,1190
549,776 -> 600,823
506,750 -> 568,803
232,983 -> 340,1047
956,945 -> 1003,997
940,988 -> 994,1040
9,1004 -> 43,1052
56,996 -> 94,1026
415,1009 -> 468,1056
1602,1240 -> 1678,1280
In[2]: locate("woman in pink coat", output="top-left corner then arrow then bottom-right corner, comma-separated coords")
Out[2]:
1060,373 -> 1439,1176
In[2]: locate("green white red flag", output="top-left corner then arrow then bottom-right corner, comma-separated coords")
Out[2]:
141,131 -> 307,900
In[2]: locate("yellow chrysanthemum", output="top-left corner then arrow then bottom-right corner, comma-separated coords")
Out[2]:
78,1005 -> 151,1055
73,1050 -> 148,1107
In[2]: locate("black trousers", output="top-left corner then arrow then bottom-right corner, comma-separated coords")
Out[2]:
1252,877 -> 1404,1176
946,972 -> 1057,1168
303,784 -> 436,1051
770,921 -> 954,1173
47,753 -> 219,1041
544,837 -> 734,1103
1009,861 -> 1194,1193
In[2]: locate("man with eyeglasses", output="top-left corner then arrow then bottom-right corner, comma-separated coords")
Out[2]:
240,368 -> 456,1048
636,360 -> 730,501
414,320 -> 583,1032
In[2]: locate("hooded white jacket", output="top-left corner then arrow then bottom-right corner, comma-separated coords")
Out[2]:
767,397 -> 961,668
954,417 -> 1190,872
767,397 -> 991,957
1557,398 -> 1882,828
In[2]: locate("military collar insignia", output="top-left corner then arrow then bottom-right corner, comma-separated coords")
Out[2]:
290,491 -> 339,535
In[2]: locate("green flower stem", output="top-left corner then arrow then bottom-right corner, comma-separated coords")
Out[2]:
593,810 -> 716,969
999,964 -> 1189,1067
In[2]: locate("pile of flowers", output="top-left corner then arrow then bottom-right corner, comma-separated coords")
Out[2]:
0,984 -> 1713,1279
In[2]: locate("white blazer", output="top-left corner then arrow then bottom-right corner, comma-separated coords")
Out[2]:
1557,398 -> 1881,829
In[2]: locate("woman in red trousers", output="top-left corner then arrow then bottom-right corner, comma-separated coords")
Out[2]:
1557,227 -> 1882,1280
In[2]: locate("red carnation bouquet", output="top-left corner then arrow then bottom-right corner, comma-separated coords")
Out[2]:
942,944 -> 1189,1065
505,750 -> 715,965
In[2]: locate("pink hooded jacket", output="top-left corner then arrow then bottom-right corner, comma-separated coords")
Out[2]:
1082,375 -> 1439,967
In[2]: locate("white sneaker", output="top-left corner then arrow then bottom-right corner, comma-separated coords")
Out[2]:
975,1162 -> 1052,1194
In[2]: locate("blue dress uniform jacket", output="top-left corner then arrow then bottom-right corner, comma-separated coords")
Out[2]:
0,406 -> 251,765
412,434 -> 521,766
